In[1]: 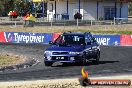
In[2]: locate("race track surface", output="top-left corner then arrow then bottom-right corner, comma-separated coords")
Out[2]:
0,43 -> 132,81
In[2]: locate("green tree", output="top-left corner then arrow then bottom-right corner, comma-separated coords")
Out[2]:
13,0 -> 32,16
0,0 -> 7,16
0,0 -> 32,16
129,2 -> 132,16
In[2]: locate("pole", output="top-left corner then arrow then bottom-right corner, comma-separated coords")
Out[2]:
77,18 -> 78,29
42,0 -> 45,20
114,17 -> 115,25
78,0 -> 80,13
97,0 -> 99,20
67,0 -> 69,14
51,18 -> 53,27
55,1 -> 56,20
91,20 -> 93,26
115,1 -> 117,19
120,2 -> 122,18
15,19 -> 16,27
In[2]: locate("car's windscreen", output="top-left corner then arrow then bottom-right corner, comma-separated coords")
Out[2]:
54,35 -> 85,45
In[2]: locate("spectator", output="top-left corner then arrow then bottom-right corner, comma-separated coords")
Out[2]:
12,11 -> 17,18
8,11 -> 18,20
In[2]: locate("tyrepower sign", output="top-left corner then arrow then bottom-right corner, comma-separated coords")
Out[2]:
93,35 -> 120,45
4,32 -> 52,44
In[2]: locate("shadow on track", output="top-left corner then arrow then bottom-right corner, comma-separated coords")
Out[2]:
98,61 -> 119,64
51,60 -> 119,67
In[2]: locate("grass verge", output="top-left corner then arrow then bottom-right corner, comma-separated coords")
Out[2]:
1,24 -> 132,34
0,53 -> 27,68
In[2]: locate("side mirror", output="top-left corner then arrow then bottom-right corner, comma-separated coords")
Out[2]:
82,43 -> 86,46
87,42 -> 91,45
49,41 -> 53,44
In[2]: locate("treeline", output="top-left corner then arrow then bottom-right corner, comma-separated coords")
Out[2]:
0,0 -> 32,16
0,0 -> 132,17
129,2 -> 132,16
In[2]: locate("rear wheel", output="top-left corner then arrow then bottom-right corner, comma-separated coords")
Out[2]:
82,53 -> 87,65
44,61 -> 53,66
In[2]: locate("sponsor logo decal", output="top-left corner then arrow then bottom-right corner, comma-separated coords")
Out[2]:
7,33 -> 14,42
79,67 -> 131,86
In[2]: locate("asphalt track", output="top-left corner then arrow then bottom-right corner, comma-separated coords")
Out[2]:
0,43 -> 132,81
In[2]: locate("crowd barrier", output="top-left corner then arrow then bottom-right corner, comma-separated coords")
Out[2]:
0,32 -> 132,46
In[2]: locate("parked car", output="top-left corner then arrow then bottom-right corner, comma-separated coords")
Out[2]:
44,32 -> 100,66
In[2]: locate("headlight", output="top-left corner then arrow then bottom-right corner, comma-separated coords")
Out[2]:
44,51 -> 52,55
69,52 -> 81,55
47,56 -> 51,60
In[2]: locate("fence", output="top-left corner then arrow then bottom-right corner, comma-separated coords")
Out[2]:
113,17 -> 128,25
1,16 -> 132,27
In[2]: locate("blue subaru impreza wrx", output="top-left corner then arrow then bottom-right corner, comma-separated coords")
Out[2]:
44,32 -> 100,66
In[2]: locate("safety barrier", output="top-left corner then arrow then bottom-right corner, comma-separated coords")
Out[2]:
0,32 -> 132,46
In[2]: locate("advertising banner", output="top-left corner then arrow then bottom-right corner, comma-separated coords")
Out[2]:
52,33 -> 62,42
4,32 -> 52,44
93,35 -> 120,45
120,35 -> 132,46
0,32 -> 6,42
0,32 -> 122,46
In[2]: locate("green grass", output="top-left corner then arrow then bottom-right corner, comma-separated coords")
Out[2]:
0,24 -> 132,34
74,30 -> 132,34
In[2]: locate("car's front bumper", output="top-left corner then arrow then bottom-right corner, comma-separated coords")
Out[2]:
44,55 -> 83,63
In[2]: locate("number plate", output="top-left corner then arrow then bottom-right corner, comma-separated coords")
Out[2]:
56,57 -> 64,60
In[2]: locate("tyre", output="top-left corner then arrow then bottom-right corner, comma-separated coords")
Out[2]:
93,51 -> 100,64
62,63 -> 69,66
44,61 -> 53,66
79,78 -> 90,86
82,53 -> 87,65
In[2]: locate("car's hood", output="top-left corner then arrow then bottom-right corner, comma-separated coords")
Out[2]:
46,45 -> 84,52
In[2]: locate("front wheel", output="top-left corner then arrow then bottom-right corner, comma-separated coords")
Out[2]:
93,51 -> 100,64
44,61 -> 53,66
